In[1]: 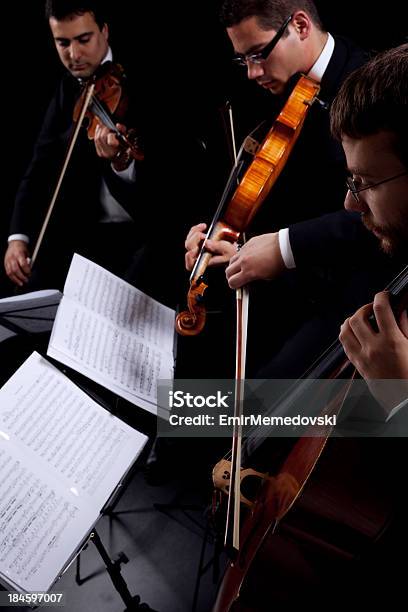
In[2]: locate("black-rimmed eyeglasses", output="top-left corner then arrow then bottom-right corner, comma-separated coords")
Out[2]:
232,14 -> 293,67
346,171 -> 408,202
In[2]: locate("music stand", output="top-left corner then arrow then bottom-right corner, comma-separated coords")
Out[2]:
75,531 -> 155,612
0,290 -> 61,355
0,301 -> 155,612
64,380 -> 155,611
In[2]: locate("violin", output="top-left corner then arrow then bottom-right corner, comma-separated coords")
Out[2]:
73,61 -> 144,161
212,265 -> 408,611
175,75 -> 321,336
31,61 -> 143,266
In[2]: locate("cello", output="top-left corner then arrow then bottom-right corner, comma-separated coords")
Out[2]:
175,74 -> 321,336
212,265 -> 408,610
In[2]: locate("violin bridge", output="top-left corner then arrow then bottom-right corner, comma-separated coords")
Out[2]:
243,136 -> 260,156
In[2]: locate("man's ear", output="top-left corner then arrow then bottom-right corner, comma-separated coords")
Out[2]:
102,23 -> 109,41
291,11 -> 312,41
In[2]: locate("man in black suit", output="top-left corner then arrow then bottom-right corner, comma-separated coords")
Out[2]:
332,44 -> 408,415
210,45 -> 408,612
144,0 -> 374,483
225,44 -> 407,386
183,0 -> 379,377
4,0 -> 143,291
187,0 -> 368,264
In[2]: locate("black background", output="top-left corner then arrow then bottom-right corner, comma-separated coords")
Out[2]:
3,1 -> 407,249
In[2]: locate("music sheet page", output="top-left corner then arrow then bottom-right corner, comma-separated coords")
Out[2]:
0,352 -> 147,593
47,255 -> 175,414
0,289 -> 62,334
0,290 -> 62,315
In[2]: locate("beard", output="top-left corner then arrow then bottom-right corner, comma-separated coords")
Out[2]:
362,213 -> 408,256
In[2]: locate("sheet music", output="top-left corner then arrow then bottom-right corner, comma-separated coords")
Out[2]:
0,443 -> 93,593
0,289 -> 62,334
0,289 -> 61,314
48,255 -> 175,414
63,255 -> 174,347
0,352 -> 147,593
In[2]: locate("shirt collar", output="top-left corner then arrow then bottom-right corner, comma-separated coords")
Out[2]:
307,33 -> 334,82
102,47 -> 113,64
76,47 -> 113,83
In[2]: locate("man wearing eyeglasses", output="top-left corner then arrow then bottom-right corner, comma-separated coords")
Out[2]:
210,45 -> 408,612
230,44 -> 408,407
184,0 -> 382,377
332,45 -> 408,414
186,0 -> 364,268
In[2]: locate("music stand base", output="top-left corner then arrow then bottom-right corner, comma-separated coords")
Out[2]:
75,530 -> 155,611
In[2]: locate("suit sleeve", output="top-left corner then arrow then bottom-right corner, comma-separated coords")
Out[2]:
288,210 -> 381,268
9,80 -> 73,241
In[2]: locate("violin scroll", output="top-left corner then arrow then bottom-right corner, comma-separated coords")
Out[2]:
175,278 -> 208,336
176,222 -> 240,336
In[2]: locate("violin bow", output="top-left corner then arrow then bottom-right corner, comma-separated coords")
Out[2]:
223,103 -> 250,556
31,82 -> 96,267
224,277 -> 249,556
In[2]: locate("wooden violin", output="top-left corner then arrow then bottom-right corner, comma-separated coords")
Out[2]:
73,61 -> 144,161
31,61 -> 143,266
175,75 -> 320,336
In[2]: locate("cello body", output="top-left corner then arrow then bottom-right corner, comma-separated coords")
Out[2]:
213,437 -> 399,610
213,268 -> 408,610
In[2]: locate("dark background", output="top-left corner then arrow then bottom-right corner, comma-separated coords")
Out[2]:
0,5 -> 406,609
2,0 -> 407,269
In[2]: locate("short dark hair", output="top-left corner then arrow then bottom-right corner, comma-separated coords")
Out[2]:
330,44 -> 408,166
220,0 -> 323,31
45,0 -> 107,30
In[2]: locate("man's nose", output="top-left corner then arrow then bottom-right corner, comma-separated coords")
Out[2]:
344,189 -> 366,213
247,61 -> 264,80
69,41 -> 82,62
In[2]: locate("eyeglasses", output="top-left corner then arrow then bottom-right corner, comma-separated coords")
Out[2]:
346,171 -> 408,202
232,14 -> 292,67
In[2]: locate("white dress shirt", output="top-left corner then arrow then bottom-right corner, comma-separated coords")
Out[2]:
278,33 -> 335,269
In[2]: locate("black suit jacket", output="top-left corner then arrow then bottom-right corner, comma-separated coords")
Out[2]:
235,36 -> 398,376
249,35 -> 368,239
9,63 -> 143,246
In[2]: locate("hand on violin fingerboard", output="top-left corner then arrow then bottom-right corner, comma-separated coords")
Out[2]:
226,232 -> 286,289
94,123 -> 124,159
184,223 -> 237,271
94,122 -> 136,172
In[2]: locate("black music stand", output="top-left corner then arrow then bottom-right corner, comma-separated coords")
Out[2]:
0,297 -> 156,612
75,530 -> 155,612
64,389 -> 155,612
